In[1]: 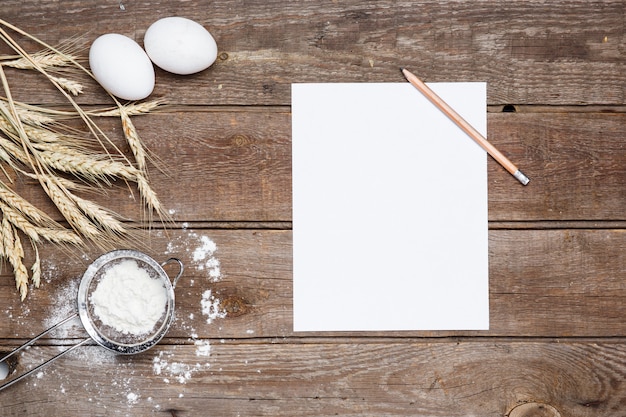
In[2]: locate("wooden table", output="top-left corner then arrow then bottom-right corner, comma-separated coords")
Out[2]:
1,1 -> 624,415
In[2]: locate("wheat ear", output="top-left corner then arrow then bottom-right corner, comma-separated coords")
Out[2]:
33,142 -> 141,182
31,244 -> 40,288
0,100 -> 55,126
120,107 -> 170,222
50,76 -> 83,96
91,99 -> 165,117
0,200 -> 82,246
42,177 -> 100,241
72,196 -> 127,238
43,176 -> 127,245
0,181 -> 50,225
120,107 -> 146,171
2,216 -> 28,300
0,116 -> 61,143
1,49 -> 78,70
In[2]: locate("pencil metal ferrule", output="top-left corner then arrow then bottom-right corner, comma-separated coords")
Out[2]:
513,170 -> 530,185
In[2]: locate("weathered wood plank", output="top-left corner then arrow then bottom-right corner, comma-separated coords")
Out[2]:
487,112 -> 626,221
0,228 -> 623,340
6,111 -> 626,223
8,109 -> 294,222
1,0 -> 624,105
0,341 -> 624,416
0,1 -> 624,414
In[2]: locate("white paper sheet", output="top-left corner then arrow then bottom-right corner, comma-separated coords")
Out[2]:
292,82 -> 489,332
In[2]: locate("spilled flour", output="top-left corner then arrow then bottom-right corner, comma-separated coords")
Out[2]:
166,231 -> 227,324
201,289 -> 227,324
157,232 -> 225,384
31,232 -> 227,411
152,343 -> 211,384
169,232 -> 222,281
193,236 -> 221,279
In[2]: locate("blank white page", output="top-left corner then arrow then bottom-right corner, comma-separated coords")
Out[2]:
292,82 -> 489,332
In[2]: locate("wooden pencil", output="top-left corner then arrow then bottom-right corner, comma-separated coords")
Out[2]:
401,68 -> 530,185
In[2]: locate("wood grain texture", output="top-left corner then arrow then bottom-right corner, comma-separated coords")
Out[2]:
1,341 -> 624,416
0,229 -> 623,340
0,0 -> 624,415
0,0 -> 624,106
6,111 -> 625,223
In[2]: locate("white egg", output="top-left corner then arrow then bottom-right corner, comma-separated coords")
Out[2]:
89,33 -> 155,101
144,17 -> 218,75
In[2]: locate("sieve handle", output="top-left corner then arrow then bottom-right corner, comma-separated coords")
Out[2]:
0,313 -> 78,364
0,314 -> 91,393
161,257 -> 184,288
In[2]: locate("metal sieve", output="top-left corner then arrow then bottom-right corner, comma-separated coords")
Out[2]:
0,249 -> 184,392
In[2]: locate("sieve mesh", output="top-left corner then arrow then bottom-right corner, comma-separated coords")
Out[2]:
77,250 -> 176,354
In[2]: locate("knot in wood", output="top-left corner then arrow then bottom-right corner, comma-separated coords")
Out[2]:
231,134 -> 251,147
508,402 -> 561,417
221,295 -> 251,317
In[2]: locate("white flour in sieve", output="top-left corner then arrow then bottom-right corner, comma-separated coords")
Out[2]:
90,259 -> 167,335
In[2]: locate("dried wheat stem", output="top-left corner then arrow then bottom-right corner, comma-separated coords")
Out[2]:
0,134 -> 28,165
136,173 -> 163,217
0,198 -> 81,246
91,99 -> 165,117
33,142 -> 141,182
0,62 -> 46,179
1,50 -> 78,70
0,100 -> 55,126
50,75 -> 83,96
0,115 -> 61,143
0,20 -> 89,78
120,108 -> 146,171
0,144 -> 11,166
4,98 -> 165,119
0,201 -> 42,241
0,26 -> 128,164
31,245 -> 41,288
42,176 -> 100,241
35,227 -> 82,245
42,175 -> 128,244
0,182 -> 51,224
2,216 -> 28,300
0,128 -> 138,185
73,196 -> 127,237
120,107 -> 170,222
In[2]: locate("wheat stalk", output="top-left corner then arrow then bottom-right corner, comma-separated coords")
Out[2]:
1,49 -> 79,70
31,245 -> 40,288
91,99 -> 165,117
120,107 -> 147,171
0,201 -> 43,241
40,177 -> 100,241
50,76 -> 83,96
33,142 -> 141,182
120,106 -> 172,223
0,100 -> 55,126
0,115 -> 61,143
0,198 -> 82,246
0,182 -> 51,225
0,98 -> 165,121
0,20 -> 170,300
1,216 -> 28,300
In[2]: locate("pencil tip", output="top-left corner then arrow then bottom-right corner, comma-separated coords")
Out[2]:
399,67 -> 405,72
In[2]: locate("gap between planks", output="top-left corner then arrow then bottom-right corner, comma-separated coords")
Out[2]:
2,335 -> 626,349
121,220 -> 626,231
18,104 -> 626,114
